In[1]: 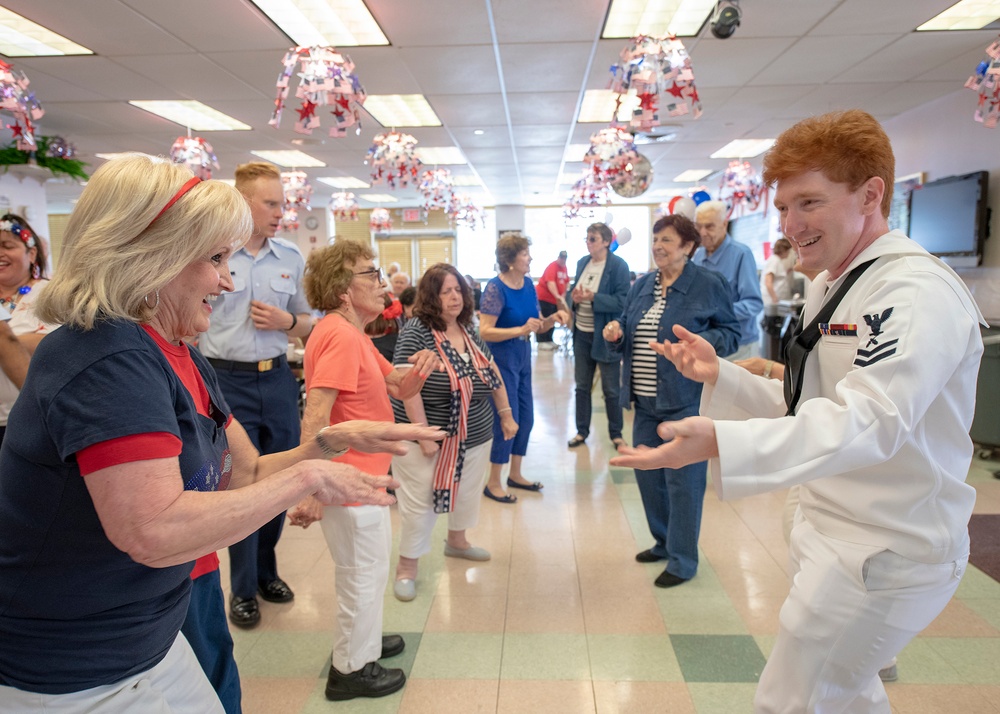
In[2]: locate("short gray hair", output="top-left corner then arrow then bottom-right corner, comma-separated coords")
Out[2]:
37,154 -> 252,329
695,200 -> 728,224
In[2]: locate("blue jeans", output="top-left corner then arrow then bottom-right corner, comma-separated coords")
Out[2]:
180,570 -> 242,714
632,395 -> 706,580
214,363 -> 300,599
573,329 -> 623,440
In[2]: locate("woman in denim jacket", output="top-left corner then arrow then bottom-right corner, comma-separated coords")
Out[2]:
604,214 -> 739,588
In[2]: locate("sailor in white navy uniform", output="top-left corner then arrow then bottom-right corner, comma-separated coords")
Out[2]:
612,109 -> 986,713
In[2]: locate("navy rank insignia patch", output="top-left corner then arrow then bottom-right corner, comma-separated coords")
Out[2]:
855,307 -> 897,367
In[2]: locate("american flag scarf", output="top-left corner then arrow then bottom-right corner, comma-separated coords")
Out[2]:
430,327 -> 501,513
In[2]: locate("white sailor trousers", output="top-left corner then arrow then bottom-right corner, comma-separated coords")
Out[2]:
755,519 -> 966,714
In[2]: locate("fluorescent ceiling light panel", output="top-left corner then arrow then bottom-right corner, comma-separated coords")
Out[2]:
451,175 -> 482,187
129,101 -> 251,131
710,139 -> 775,159
673,169 -> 713,182
0,6 -> 92,56
250,150 -> 326,167
577,89 -> 641,123
602,0 -> 716,38
917,0 -> 1000,30
358,193 -> 398,203
563,144 -> 592,161
364,94 -> 442,127
414,147 -> 466,165
250,0 -> 388,46
318,176 -> 370,188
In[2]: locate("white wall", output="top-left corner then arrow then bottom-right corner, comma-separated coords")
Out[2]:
885,89 -> 1000,268
0,172 -> 48,239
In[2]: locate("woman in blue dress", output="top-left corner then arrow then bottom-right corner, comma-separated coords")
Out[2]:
478,233 -> 568,503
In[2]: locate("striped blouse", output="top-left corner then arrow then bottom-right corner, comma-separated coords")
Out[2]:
631,271 -> 666,398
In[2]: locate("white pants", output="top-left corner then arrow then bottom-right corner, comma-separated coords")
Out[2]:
755,520 -> 967,714
393,440 -> 492,559
319,504 -> 391,674
0,633 -> 222,714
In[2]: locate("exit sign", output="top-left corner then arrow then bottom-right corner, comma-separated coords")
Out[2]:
403,208 -> 421,222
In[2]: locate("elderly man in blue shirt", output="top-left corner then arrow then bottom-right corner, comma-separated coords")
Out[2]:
199,161 -> 314,629
692,201 -> 763,360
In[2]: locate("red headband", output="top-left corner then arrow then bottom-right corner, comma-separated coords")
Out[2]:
149,176 -> 201,227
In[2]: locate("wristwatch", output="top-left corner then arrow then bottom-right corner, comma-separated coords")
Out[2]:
315,429 -> 348,459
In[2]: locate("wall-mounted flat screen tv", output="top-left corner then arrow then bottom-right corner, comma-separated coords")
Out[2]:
907,171 -> 990,262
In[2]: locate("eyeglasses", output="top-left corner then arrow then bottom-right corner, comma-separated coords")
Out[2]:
353,266 -> 384,282
585,235 -> 602,243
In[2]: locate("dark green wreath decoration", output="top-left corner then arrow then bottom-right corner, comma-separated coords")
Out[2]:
0,135 -> 89,181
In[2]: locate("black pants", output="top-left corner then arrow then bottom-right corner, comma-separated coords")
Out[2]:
538,300 -> 558,342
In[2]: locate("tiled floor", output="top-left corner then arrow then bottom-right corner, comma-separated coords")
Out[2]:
222,348 -> 1000,713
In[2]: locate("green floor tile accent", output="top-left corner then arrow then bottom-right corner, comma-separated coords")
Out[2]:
924,638 -> 1000,684
609,467 -> 635,485
657,592 -> 748,635
962,597 -> 1000,632
587,633 -> 683,682
894,639 -> 965,684
956,565 -> 1000,599
409,632 -> 503,679
501,633 -> 592,680
687,682 -> 759,713
238,631 -> 338,678
670,635 -> 766,683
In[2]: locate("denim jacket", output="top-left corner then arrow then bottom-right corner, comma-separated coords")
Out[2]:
609,261 -> 740,413
569,251 -> 631,363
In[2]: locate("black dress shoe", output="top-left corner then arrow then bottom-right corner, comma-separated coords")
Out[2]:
325,661 -> 406,701
229,596 -> 260,628
654,569 -> 690,588
635,549 -> 666,563
380,634 -> 405,659
257,578 -> 294,603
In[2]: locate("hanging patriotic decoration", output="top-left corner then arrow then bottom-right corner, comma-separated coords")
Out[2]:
965,36 -> 1000,128
46,136 -> 76,159
609,34 -> 701,131
169,136 -> 220,180
365,131 -> 422,189
280,171 -> 313,231
269,46 -> 366,138
718,160 -> 767,217
369,207 -> 392,232
1,59 -> 44,151
562,167 -> 611,220
583,127 -> 641,184
446,193 -> 485,230
330,191 -> 360,222
418,168 -> 455,211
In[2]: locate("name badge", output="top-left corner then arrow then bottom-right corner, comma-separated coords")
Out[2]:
819,323 -> 857,336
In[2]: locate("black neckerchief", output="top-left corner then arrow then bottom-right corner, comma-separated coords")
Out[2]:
782,259 -> 878,415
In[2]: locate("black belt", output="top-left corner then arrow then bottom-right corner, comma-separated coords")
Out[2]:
207,354 -> 287,373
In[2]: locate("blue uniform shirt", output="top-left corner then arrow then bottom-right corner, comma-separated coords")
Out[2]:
691,234 -> 763,347
199,237 -> 310,361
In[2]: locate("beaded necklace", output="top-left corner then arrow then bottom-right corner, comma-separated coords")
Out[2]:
0,284 -> 32,313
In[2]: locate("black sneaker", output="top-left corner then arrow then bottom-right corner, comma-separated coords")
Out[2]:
325,661 -> 406,701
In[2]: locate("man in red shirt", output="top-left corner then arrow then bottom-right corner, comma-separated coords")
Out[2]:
535,250 -> 569,349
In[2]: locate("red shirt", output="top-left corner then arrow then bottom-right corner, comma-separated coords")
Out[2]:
536,260 -> 569,305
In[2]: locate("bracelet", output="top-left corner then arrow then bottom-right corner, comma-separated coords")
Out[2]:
762,360 -> 774,379
498,407 -> 512,414
315,429 -> 348,459
287,312 -> 298,331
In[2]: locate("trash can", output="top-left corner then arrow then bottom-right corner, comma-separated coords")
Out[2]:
971,328 -> 1000,450
762,299 -> 804,363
